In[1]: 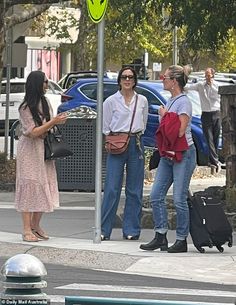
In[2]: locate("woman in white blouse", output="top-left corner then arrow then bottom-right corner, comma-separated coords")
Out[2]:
101,66 -> 148,241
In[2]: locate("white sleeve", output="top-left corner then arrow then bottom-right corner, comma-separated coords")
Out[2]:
103,98 -> 113,135
143,97 -> 148,130
186,82 -> 200,92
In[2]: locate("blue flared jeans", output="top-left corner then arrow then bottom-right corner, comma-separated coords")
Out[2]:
150,144 -> 196,240
101,136 -> 144,238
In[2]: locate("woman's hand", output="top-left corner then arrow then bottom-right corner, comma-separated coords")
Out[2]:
28,112 -> 68,138
52,112 -> 68,125
159,105 -> 167,117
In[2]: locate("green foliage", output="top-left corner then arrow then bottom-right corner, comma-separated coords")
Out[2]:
160,0 -> 236,51
0,152 -> 16,184
45,9 -> 78,42
104,0 -> 171,67
215,29 -> 236,72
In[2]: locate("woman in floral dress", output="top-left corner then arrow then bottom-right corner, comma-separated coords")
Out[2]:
15,70 -> 67,242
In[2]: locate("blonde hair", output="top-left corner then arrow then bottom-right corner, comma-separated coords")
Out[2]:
168,65 -> 191,90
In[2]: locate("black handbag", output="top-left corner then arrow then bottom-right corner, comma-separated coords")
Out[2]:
44,126 -> 73,160
149,149 -> 161,170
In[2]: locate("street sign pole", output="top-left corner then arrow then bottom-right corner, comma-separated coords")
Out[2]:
3,0 -> 12,156
94,18 -> 105,243
86,0 -> 108,243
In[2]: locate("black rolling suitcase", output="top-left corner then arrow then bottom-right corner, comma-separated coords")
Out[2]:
188,191 -> 233,253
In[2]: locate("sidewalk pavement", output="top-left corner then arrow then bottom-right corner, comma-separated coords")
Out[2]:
0,174 -> 235,286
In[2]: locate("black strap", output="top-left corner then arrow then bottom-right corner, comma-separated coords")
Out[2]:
128,94 -> 138,135
167,94 -> 185,111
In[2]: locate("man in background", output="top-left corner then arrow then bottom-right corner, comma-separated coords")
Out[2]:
187,67 -> 221,172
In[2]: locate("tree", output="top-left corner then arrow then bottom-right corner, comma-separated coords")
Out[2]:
45,0 -> 97,70
159,0 -> 236,51
216,29 -> 236,72
0,0 -> 64,82
105,0 -> 171,68
45,0 -> 172,71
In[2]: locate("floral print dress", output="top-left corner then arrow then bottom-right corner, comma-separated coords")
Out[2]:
15,103 -> 59,212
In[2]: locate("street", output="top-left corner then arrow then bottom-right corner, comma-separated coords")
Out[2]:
0,258 -> 235,304
0,173 -> 235,305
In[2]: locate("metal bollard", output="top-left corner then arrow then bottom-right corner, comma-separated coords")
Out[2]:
0,254 -> 50,305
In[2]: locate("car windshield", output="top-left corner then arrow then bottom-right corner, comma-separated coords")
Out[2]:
47,81 -> 63,94
1,83 -> 25,94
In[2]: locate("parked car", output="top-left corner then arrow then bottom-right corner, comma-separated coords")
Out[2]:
58,78 -> 212,165
0,78 -> 63,132
58,71 -> 101,90
189,72 -> 236,84
58,71 -> 119,90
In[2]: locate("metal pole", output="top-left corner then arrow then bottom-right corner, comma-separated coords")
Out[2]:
172,26 -> 178,65
93,18 -> 105,243
4,3 -> 13,156
144,50 -> 148,80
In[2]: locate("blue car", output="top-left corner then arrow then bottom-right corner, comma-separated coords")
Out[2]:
58,78 -> 209,165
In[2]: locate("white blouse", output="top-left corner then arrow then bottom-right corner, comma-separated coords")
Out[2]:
103,90 -> 148,135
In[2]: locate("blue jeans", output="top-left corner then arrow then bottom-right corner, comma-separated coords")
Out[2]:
101,136 -> 144,238
150,144 -> 196,240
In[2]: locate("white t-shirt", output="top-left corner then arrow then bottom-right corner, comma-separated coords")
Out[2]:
166,94 -> 193,146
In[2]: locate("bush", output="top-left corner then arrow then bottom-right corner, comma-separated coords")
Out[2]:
0,152 -> 16,184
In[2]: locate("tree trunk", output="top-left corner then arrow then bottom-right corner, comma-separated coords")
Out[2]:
219,85 -> 236,212
73,0 -> 95,70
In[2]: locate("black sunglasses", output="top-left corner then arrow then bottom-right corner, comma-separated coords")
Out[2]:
44,80 -> 48,84
120,75 -> 134,80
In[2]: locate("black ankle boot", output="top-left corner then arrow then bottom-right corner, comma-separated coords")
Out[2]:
140,233 -> 168,251
167,239 -> 187,253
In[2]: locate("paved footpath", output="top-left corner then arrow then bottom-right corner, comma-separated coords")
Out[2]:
0,174 -> 235,286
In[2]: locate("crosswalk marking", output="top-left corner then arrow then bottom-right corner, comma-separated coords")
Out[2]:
55,283 -> 236,299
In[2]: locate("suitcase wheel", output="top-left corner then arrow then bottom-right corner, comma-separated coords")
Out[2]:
216,245 -> 224,253
197,247 -> 205,253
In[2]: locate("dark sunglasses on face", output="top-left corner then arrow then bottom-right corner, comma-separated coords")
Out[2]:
120,75 -> 134,80
44,80 -> 48,84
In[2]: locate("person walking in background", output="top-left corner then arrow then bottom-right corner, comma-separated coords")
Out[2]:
187,67 -> 221,172
140,65 -> 196,253
101,66 -> 148,241
15,70 -> 68,242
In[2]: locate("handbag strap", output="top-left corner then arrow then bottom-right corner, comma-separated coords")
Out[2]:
167,94 -> 185,111
128,94 -> 138,135
47,124 -> 61,135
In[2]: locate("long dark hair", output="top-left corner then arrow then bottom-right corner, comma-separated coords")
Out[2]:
19,70 -> 50,126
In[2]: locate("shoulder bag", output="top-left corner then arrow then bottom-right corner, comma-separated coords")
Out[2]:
105,95 -> 138,154
44,125 -> 73,160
